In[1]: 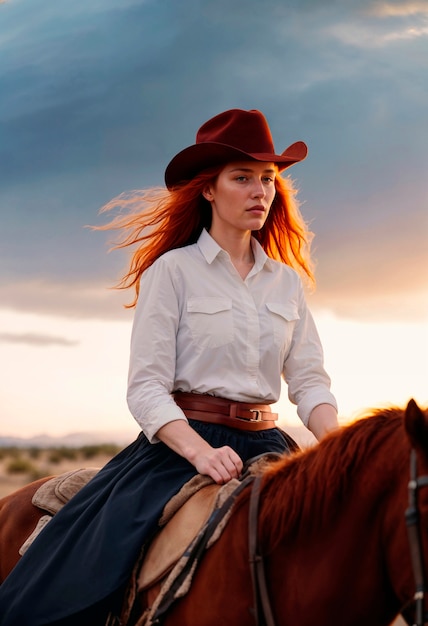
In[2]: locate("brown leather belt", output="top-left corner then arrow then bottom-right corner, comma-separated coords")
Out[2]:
173,391 -> 277,431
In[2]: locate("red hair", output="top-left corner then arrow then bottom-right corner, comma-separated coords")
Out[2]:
96,167 -> 315,307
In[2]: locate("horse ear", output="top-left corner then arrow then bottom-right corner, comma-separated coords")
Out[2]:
405,399 -> 428,451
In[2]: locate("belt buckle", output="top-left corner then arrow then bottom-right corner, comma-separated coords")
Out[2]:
249,409 -> 262,422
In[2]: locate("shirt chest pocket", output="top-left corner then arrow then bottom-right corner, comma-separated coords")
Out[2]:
266,302 -> 300,349
187,297 -> 234,348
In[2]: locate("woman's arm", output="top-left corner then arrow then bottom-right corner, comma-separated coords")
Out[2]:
307,403 -> 339,441
156,419 -> 243,484
127,257 -> 185,441
282,278 -> 338,432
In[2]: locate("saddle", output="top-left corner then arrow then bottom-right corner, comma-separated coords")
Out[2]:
139,477 -> 221,588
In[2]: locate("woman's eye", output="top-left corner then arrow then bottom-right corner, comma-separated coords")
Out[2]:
236,176 -> 248,182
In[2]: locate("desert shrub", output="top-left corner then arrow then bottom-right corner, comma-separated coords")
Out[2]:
0,447 -> 20,460
6,457 -> 36,475
79,445 -> 98,459
80,444 -> 121,459
98,444 -> 121,456
47,450 -> 63,464
30,468 -> 52,481
59,447 -> 79,460
47,447 -> 78,464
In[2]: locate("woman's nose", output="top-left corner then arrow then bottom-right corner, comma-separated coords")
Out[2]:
251,180 -> 265,197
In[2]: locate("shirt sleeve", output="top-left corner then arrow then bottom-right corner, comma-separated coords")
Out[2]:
127,257 -> 188,443
282,281 -> 338,426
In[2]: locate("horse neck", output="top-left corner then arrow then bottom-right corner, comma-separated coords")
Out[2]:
260,414 -> 408,539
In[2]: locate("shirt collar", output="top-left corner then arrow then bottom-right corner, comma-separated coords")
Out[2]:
251,237 -> 275,273
197,229 -> 274,273
197,229 -> 222,264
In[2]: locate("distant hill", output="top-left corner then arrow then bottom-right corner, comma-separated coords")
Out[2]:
0,430 -> 138,449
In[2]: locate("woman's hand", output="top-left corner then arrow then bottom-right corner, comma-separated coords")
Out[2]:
191,444 -> 243,485
156,420 -> 243,484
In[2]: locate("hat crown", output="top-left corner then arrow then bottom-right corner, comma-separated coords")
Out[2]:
196,109 -> 276,155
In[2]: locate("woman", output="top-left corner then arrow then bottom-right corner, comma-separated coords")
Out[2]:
0,109 -> 338,625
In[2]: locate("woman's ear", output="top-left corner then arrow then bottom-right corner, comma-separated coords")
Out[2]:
202,186 -> 214,202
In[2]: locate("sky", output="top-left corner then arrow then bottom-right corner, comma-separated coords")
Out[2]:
0,0 -> 427,441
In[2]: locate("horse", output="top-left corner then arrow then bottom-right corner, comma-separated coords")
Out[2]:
0,399 -> 427,626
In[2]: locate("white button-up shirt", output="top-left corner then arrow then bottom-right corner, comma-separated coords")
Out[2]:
127,229 -> 337,442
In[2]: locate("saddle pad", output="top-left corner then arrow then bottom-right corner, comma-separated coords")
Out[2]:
19,514 -> 53,556
138,483 -> 221,589
32,467 -> 99,515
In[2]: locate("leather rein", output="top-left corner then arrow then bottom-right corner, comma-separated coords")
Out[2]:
402,448 -> 428,626
248,473 -> 276,626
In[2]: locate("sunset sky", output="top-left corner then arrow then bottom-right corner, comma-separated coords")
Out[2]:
0,0 -> 427,440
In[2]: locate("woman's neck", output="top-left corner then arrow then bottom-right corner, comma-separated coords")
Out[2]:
209,228 -> 253,260
208,228 -> 254,278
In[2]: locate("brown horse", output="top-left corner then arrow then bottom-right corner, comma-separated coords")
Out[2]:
0,400 -> 427,626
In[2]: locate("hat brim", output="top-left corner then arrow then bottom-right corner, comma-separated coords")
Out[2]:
164,141 -> 307,189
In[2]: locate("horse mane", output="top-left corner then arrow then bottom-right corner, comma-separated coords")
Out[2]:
255,407 -> 410,551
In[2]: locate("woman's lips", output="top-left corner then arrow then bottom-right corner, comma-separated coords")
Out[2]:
247,205 -> 265,213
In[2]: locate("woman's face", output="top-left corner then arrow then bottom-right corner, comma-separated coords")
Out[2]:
203,161 -> 277,237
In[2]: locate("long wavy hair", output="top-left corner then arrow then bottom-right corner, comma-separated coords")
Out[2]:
96,165 -> 315,307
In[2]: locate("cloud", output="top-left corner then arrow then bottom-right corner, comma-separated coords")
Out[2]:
327,21 -> 428,48
313,286 -> 428,323
368,2 -> 428,18
0,279 -> 133,321
325,0 -> 428,47
0,332 -> 79,347
309,188 -> 428,322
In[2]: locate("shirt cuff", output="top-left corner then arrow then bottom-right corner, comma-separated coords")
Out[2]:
136,402 -> 189,444
297,392 -> 338,427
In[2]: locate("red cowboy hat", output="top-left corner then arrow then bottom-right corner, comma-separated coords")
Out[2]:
164,109 -> 307,189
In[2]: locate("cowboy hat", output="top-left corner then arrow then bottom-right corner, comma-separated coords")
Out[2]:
164,109 -> 307,189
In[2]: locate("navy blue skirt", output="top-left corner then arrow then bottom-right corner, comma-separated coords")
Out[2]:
0,421 -> 292,626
